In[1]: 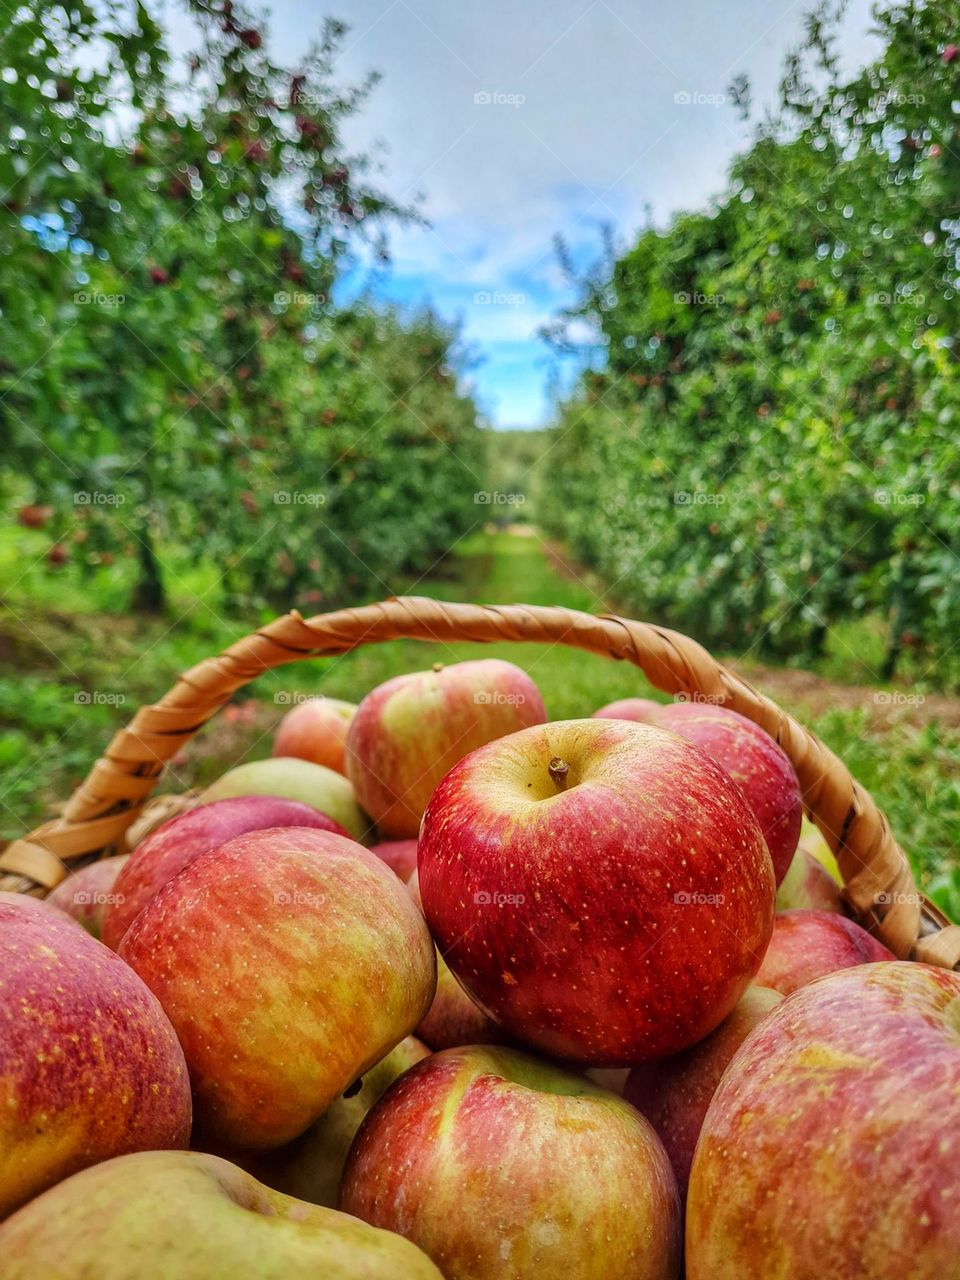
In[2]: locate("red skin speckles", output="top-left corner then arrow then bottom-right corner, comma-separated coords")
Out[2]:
119,826 -> 436,1149
0,896 -> 191,1217
419,718 -> 776,1064
102,796 -> 349,950
754,909 -> 895,995
341,1045 -> 680,1280
625,985 -> 783,1200
686,963 -> 960,1279
652,702 -> 803,885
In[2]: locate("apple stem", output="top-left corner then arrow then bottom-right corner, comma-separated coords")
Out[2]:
548,756 -> 570,789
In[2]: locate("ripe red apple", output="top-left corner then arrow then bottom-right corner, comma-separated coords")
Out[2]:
0,895 -> 191,1218
687,963 -> 960,1278
419,718 -> 775,1064
248,1036 -> 430,1208
754,909 -> 894,995
273,696 -> 357,774
592,696 -> 661,721
341,1045 -> 680,1280
406,871 -> 508,1050
102,796 -> 348,949
625,985 -> 783,1200
119,826 -> 436,1148
46,856 -> 130,939
775,846 -> 843,912
0,1150 -> 443,1278
202,756 -> 367,839
369,838 -> 418,882
345,659 -> 547,838
651,702 -> 803,884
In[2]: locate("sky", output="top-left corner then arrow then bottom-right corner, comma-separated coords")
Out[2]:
255,0 -> 879,428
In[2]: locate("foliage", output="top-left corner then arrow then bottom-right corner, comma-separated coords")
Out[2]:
0,0 -> 481,610
543,0 -> 960,685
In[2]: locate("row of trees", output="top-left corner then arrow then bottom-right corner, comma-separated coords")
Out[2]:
1,1 -> 482,611
543,1 -> 960,683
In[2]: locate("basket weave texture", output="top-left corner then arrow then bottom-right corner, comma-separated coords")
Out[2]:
1,596 -> 957,968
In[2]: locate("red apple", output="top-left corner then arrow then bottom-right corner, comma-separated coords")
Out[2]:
341,1045 -> 680,1280
0,1150 -> 443,1278
369,838 -> 418,882
775,846 -> 843,912
406,871 -> 508,1050
345,659 -> 547,838
0,895 -> 191,1218
119,826 -> 436,1148
625,985 -> 783,1200
651,702 -> 803,884
592,697 -> 661,721
753,909 -> 894,995
273,696 -> 357,774
46,856 -> 130,939
102,796 -> 349,949
419,718 -> 775,1064
687,963 -> 960,1278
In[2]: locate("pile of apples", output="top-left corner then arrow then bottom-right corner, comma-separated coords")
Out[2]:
1,660 -> 958,1279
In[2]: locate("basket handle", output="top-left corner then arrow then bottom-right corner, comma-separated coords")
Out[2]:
2,596 -> 956,968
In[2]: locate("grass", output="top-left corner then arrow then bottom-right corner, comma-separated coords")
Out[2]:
1,527 -> 957,920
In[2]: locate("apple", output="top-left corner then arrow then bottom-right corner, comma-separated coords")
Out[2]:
202,757 -> 367,840
406,871 -> 509,1050
0,1150 -> 443,1279
592,696 -> 661,721
119,826 -> 436,1148
341,1045 -> 680,1280
419,718 -> 775,1064
46,855 -> 130,939
775,847 -> 843,913
625,985 -> 783,1200
650,702 -> 802,884
102,796 -> 349,950
247,1036 -> 431,1208
273,696 -> 357,775
369,838 -> 419,882
0,889 -> 81,928
346,659 -> 547,838
753,909 -> 894,995
0,894 -> 191,1218
687,963 -> 960,1279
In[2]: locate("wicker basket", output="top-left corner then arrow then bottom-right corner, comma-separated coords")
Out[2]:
2,597 -> 957,968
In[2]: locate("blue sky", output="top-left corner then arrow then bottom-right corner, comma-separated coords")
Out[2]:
257,0 -> 878,428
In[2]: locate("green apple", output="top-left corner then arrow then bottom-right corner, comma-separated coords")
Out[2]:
202,756 -> 367,840
0,1150 -> 443,1279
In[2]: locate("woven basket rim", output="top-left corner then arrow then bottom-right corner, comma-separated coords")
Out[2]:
1,595 -> 956,968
